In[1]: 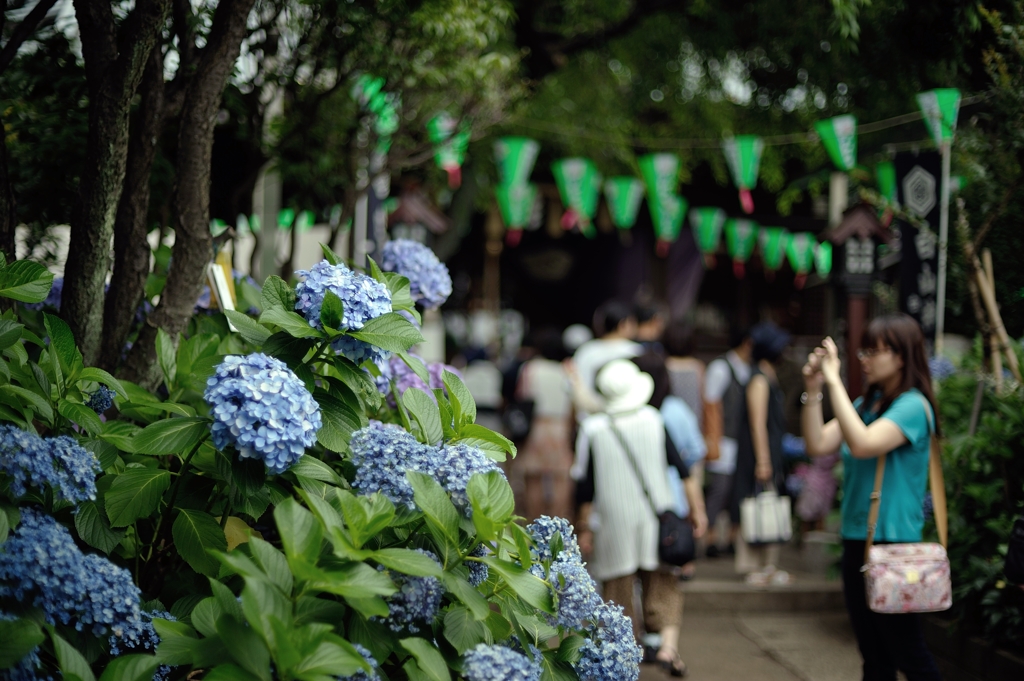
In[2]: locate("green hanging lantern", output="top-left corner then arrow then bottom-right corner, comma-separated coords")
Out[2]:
876,162 -> 897,205
815,115 -> 858,171
277,208 -> 296,231
916,88 -> 961,146
638,153 -> 680,202
725,218 -> 759,278
786,232 -> 817,289
495,182 -> 537,247
603,177 -> 645,229
650,194 -> 687,257
248,214 -> 261,234
815,241 -> 833,277
494,137 -> 540,186
552,158 -> 602,233
295,210 -> 315,233
722,136 -> 764,214
351,74 -> 385,107
758,227 -> 789,272
374,102 -> 399,137
427,113 -> 471,188
950,175 -> 966,193
688,207 -> 726,268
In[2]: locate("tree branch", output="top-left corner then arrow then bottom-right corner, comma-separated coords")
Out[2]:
0,0 -> 59,75
972,175 -> 1021,252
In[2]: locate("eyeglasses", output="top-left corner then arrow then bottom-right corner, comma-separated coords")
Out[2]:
857,347 -> 892,361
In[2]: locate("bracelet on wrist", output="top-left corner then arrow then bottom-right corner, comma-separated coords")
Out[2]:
800,391 -> 824,405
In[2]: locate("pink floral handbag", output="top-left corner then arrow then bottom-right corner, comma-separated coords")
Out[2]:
862,396 -> 951,614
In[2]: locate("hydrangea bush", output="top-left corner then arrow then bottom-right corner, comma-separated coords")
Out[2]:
0,247 -> 642,681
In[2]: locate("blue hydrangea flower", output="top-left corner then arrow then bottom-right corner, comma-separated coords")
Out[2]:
295,260 -> 393,364
575,602 -> 642,681
547,557 -> 601,630
24,277 -> 63,311
376,549 -> 443,633
86,386 -> 116,414
527,516 -> 582,564
109,610 -> 175,681
337,643 -> 380,681
467,544 -> 490,587
0,425 -> 100,505
380,240 -> 452,309
929,356 -> 955,380
463,644 -> 542,681
204,353 -> 322,474
348,424 -> 499,515
0,509 -> 145,648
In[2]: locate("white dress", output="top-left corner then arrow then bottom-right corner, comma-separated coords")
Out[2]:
574,406 -> 675,581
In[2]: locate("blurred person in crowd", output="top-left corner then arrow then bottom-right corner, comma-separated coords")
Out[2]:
509,327 -> 575,522
664,321 -> 706,457
702,325 -> 753,557
732,322 -> 793,586
461,346 -> 504,433
634,301 -> 668,355
569,300 -> 642,416
573,359 -> 703,677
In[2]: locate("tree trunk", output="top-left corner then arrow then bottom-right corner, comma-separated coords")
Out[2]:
62,0 -> 170,366
120,0 -> 256,390
100,49 -> 167,373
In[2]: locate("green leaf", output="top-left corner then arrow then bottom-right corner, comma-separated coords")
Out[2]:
98,421 -> 141,453
241,577 -> 292,641
555,634 -> 586,663
397,350 -> 430,383
336,490 -> 395,549
539,654 -> 578,681
223,310 -> 272,345
217,615 -> 273,681
156,328 -> 177,388
260,308 -> 324,338
105,468 -> 171,527
0,319 -> 24,351
292,638 -> 369,677
153,621 -> 200,666
348,312 -> 425,353
75,501 -> 126,553
97,654 -> 161,681
0,260 -> 53,303
372,548 -> 444,577
314,389 -> 362,452
383,272 -> 421,323
332,356 -> 383,410
443,370 -> 476,427
49,628 -> 97,681
467,470 -> 515,541
408,471 -> 460,548
399,638 -> 451,681
173,509 -> 228,576
44,313 -> 82,375
482,557 -> 554,614
290,455 -> 342,484
260,275 -> 296,312
76,367 -> 128,400
300,561 -> 396,599
320,242 -> 342,266
0,384 -> 53,422
132,417 -> 208,455
320,290 -> 345,330
249,536 -> 294,594
0,508 -> 7,545
58,399 -> 103,436
274,498 -> 323,563
0,617 -> 44,668
453,424 -> 516,462
441,573 -> 490,620
443,606 -> 490,653
262,332 -> 316,364
210,579 -> 246,622
403,387 -> 443,445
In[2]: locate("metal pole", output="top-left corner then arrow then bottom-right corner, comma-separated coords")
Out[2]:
934,142 -> 951,354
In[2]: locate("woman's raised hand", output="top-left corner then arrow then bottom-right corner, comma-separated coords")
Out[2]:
820,337 -> 842,383
802,348 -> 825,391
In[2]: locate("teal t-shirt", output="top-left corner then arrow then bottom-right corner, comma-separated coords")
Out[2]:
840,388 -> 933,542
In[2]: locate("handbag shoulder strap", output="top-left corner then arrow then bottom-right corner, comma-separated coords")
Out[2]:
864,392 -> 948,563
606,419 -> 658,517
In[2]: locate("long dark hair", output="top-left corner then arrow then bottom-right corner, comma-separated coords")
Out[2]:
861,313 -> 940,435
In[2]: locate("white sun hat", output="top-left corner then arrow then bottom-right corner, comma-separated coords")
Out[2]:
595,359 -> 654,414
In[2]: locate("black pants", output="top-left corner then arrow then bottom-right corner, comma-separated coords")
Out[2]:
842,540 -> 942,681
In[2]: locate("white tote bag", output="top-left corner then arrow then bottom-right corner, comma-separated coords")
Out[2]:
740,487 -> 793,545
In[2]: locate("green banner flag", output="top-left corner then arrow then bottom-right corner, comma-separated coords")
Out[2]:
210,218 -> 228,237
815,115 -> 858,171
552,158 -> 602,231
494,137 -> 540,186
815,241 -> 833,276
722,136 -> 764,214
277,208 -> 295,231
638,153 -> 680,202
786,232 -> 817,289
916,88 -> 961,146
603,176 -> 645,229
351,74 -> 385,106
688,206 -> 726,268
235,214 -> 250,234
758,227 -> 789,271
651,194 -> 687,257
950,175 -> 966,193
295,210 -> 315,233
725,218 -> 758,277
876,162 -> 897,205
495,183 -> 537,247
427,112 -> 471,188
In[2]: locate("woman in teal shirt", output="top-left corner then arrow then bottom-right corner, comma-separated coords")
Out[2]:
801,314 -> 940,681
